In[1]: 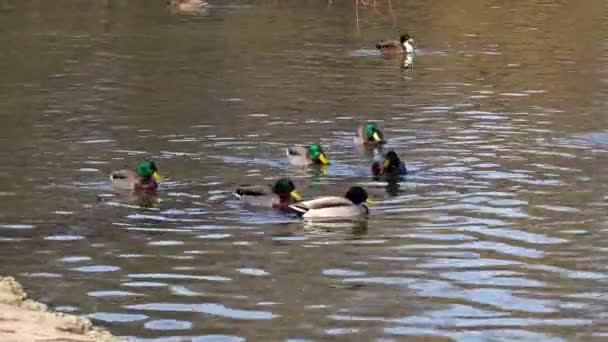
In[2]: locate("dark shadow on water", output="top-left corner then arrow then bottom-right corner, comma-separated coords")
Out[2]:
385,179 -> 402,196
133,194 -> 162,209
371,176 -> 404,196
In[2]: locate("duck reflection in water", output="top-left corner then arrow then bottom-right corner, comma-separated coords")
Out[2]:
131,193 -> 162,209
97,191 -> 162,209
302,219 -> 368,236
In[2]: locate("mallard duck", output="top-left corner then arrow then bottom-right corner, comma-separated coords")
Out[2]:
110,161 -> 161,192
286,144 -> 329,167
233,178 -> 302,210
168,0 -> 208,12
289,186 -> 373,219
354,122 -> 386,146
376,33 -> 415,57
371,150 -> 407,177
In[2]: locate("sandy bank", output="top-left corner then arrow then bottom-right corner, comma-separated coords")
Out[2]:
0,276 -> 121,342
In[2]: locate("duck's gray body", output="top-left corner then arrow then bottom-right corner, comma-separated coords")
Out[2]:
289,197 -> 369,219
286,146 -> 313,167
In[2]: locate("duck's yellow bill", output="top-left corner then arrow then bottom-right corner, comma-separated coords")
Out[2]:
319,154 -> 329,165
383,160 -> 390,168
373,132 -> 382,142
366,197 -> 375,205
290,190 -> 302,201
152,172 -> 161,182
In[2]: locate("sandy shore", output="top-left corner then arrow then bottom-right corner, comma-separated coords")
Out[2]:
0,276 -> 121,342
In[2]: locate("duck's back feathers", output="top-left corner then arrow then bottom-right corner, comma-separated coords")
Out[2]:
233,184 -> 275,207
236,194 -> 276,208
286,146 -> 306,157
286,146 -> 311,166
294,196 -> 354,210
110,170 -> 138,190
376,40 -> 402,51
233,185 -> 271,198
354,125 -> 366,145
170,0 -> 208,12
289,197 -> 368,219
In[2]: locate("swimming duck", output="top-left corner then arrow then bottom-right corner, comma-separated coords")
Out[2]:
376,33 -> 415,57
371,150 -> 407,177
233,178 -> 302,210
110,161 -> 161,192
355,122 -> 386,146
286,144 -> 330,167
168,0 -> 208,12
289,186 -> 373,219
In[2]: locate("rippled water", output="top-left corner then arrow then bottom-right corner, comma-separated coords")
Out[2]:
1,0 -> 607,340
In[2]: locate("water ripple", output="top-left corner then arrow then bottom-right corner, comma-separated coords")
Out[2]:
126,303 -> 275,320
127,273 -> 231,282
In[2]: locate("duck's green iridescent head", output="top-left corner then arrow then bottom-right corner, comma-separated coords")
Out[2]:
272,178 -> 301,200
136,161 -> 161,181
307,144 -> 329,165
363,122 -> 385,143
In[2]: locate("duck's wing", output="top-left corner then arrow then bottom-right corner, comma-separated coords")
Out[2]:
286,146 -> 307,157
110,170 -> 138,190
233,185 -> 271,198
375,40 -> 401,50
286,146 -> 311,166
110,169 -> 136,180
354,124 -> 370,145
294,196 -> 353,210
290,197 -> 368,218
233,184 -> 276,207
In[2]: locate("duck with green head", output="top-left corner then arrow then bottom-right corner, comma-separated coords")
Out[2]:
234,178 -> 302,210
286,143 -> 330,167
110,161 -> 161,192
355,122 -> 386,146
288,186 -> 374,219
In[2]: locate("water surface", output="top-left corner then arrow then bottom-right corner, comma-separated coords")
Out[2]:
0,0 -> 607,340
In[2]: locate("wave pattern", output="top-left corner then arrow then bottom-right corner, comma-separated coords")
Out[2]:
0,0 -> 606,340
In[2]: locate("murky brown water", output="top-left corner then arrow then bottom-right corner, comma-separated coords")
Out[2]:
1,0 -> 607,340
